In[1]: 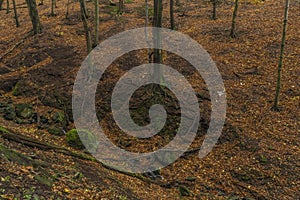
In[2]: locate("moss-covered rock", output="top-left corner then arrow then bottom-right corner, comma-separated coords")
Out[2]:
66,129 -> 98,152
48,126 -> 64,136
66,129 -> 84,149
3,104 -> 16,120
15,103 -> 33,119
51,111 -> 67,128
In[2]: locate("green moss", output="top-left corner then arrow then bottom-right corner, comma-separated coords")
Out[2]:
12,82 -> 21,96
15,103 -> 33,119
66,129 -> 84,149
34,174 -> 54,187
178,185 -> 190,196
48,126 -> 63,136
0,126 -> 9,133
52,111 -> 65,124
3,104 -> 16,120
66,129 -> 98,152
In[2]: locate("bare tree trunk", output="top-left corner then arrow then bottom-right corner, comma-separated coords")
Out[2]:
273,0 -> 290,111
170,0 -> 174,29
51,0 -> 56,16
82,0 -> 88,18
12,0 -> 19,27
230,0 -> 239,38
93,0 -> 99,47
6,0 -> 10,13
25,0 -> 43,34
152,0 -> 163,83
212,0 -> 217,20
79,0 -> 92,54
0,0 -> 4,10
65,0 -> 70,19
118,0 -> 123,14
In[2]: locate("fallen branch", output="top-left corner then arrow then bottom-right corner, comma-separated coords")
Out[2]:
0,143 -> 48,167
0,126 -> 193,188
0,126 -> 96,162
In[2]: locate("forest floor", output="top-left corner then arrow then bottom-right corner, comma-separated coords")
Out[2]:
0,0 -> 299,199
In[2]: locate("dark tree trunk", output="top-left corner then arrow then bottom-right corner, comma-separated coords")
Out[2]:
273,0 -> 290,111
79,0 -> 92,54
6,0 -> 10,13
93,0 -> 99,47
170,0 -> 174,29
81,0 -> 88,18
152,0 -> 163,82
212,0 -> 217,20
65,0 -> 70,19
118,0 -> 123,14
12,0 -> 19,27
25,0 -> 42,34
0,0 -> 4,10
51,0 -> 56,16
230,0 -> 239,38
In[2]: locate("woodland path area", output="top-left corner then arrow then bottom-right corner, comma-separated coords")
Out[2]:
0,0 -> 299,199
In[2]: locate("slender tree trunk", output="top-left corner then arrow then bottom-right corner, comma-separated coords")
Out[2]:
65,0 -> 70,19
118,0 -> 123,14
212,0 -> 217,20
152,0 -> 163,82
93,0 -> 99,47
51,0 -> 56,16
12,0 -> 19,27
0,0 -> 4,10
273,0 -> 290,111
82,0 -> 88,18
230,0 -> 239,38
170,0 -> 174,29
6,0 -> 10,13
25,0 -> 43,34
79,0 -> 92,54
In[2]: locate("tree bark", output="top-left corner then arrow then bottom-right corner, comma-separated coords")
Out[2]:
93,0 -> 99,47
79,0 -> 92,54
25,0 -> 42,34
51,0 -> 56,16
273,0 -> 290,111
170,0 -> 174,29
6,0 -> 10,13
118,0 -> 123,14
0,0 -> 4,10
212,0 -> 217,20
65,0 -> 70,19
12,0 -> 19,27
152,0 -> 163,83
230,0 -> 239,38
81,0 -> 88,18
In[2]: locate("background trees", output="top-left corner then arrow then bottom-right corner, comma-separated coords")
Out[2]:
273,0 -> 290,111
12,0 -> 19,27
25,0 -> 42,34
230,0 -> 239,38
